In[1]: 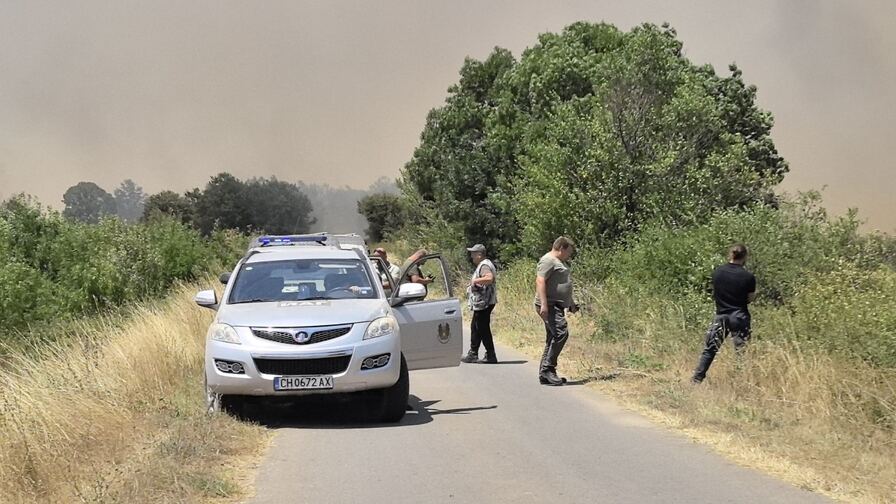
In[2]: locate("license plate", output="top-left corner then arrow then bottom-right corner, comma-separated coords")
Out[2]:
274,375 -> 334,391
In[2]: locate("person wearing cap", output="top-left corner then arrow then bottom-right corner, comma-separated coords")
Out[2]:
372,247 -> 401,288
461,244 -> 499,364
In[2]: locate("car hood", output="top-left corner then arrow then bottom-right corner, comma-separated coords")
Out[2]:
216,299 -> 390,328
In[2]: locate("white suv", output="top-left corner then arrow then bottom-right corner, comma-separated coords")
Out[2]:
194,234 -> 462,423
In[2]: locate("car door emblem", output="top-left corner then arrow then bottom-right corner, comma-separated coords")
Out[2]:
437,323 -> 451,344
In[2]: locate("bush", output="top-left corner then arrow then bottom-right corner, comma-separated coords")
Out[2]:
560,193 -> 896,367
790,264 -> 896,367
602,194 -> 879,305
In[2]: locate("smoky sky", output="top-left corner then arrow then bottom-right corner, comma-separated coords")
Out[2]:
1,0 -> 894,231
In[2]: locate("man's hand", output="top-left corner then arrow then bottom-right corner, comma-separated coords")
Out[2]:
538,304 -> 549,321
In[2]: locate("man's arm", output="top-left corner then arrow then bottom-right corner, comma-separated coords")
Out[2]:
410,273 -> 433,285
535,276 -> 548,320
473,272 -> 494,286
471,264 -> 494,286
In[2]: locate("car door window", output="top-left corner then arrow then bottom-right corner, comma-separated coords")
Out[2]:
396,254 -> 452,302
369,256 -> 395,296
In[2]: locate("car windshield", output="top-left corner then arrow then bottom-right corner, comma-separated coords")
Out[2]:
228,258 -> 378,304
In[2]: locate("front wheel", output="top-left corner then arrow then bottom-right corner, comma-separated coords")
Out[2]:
377,354 -> 409,423
205,375 -> 244,417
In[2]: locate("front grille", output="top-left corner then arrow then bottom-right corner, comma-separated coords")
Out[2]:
251,325 -> 352,345
253,355 -> 352,375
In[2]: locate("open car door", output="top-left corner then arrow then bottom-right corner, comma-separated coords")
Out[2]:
388,253 -> 462,370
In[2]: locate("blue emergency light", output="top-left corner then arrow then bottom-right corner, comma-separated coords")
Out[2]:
256,234 -> 328,247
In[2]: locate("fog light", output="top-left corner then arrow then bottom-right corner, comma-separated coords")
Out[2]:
214,359 -> 246,374
360,353 -> 390,370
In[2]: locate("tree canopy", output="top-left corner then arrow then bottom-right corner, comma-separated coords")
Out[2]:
185,173 -> 315,235
62,182 -> 116,224
143,190 -> 194,224
401,22 -> 787,256
357,193 -> 406,242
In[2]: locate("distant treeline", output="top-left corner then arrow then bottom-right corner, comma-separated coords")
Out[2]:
50,173 -> 398,238
0,173 -> 397,332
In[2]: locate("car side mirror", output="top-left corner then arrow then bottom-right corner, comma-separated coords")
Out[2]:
194,290 -> 218,310
219,272 -> 231,285
396,282 -> 426,301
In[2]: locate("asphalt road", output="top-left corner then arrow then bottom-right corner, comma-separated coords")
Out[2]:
249,334 -> 829,504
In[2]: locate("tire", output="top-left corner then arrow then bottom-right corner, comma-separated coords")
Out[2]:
205,375 -> 244,417
378,354 -> 409,423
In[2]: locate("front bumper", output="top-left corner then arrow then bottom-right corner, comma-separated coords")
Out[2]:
205,324 -> 401,397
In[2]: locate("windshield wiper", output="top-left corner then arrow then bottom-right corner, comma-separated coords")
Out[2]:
229,298 -> 274,304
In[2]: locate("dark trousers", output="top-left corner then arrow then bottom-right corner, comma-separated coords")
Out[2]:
539,304 -> 569,374
692,312 -> 751,382
470,304 -> 496,356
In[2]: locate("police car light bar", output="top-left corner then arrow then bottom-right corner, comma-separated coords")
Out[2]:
255,234 -> 328,247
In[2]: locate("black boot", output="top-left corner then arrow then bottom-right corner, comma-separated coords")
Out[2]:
477,352 -> 498,364
539,370 -> 565,386
460,350 -> 479,364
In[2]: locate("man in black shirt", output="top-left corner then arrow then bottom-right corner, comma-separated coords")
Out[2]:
692,244 -> 757,383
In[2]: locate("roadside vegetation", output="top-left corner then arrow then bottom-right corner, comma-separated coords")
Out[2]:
0,283 -> 270,503
0,196 -> 244,336
373,21 -> 896,504
487,199 -> 896,503
0,197 -> 270,502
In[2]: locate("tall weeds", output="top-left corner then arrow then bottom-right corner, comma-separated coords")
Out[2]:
0,283 -> 268,503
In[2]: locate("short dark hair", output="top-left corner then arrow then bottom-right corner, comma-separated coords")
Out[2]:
552,236 -> 575,251
729,243 -> 748,261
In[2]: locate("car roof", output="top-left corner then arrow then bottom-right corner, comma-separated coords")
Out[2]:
244,246 -> 364,263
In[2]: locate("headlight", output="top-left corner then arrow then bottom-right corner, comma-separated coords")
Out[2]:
364,316 -> 397,340
208,323 -> 241,345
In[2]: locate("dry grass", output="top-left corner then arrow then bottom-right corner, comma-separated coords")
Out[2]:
491,275 -> 896,504
0,283 -> 270,504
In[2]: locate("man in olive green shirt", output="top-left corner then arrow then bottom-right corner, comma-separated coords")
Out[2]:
534,236 -> 578,386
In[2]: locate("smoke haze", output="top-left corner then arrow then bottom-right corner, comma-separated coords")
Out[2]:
1,0 -> 894,231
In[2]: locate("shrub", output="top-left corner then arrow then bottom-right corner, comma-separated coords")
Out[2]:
790,264 -> 896,367
602,194 -> 877,305
0,197 -> 245,335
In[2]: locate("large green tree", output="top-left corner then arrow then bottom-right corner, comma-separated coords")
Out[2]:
357,193 -> 406,242
193,173 -> 250,234
402,48 -> 518,254
142,190 -> 194,224
401,22 -> 787,256
192,173 -> 315,235
62,182 -> 116,224
244,177 -> 315,235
